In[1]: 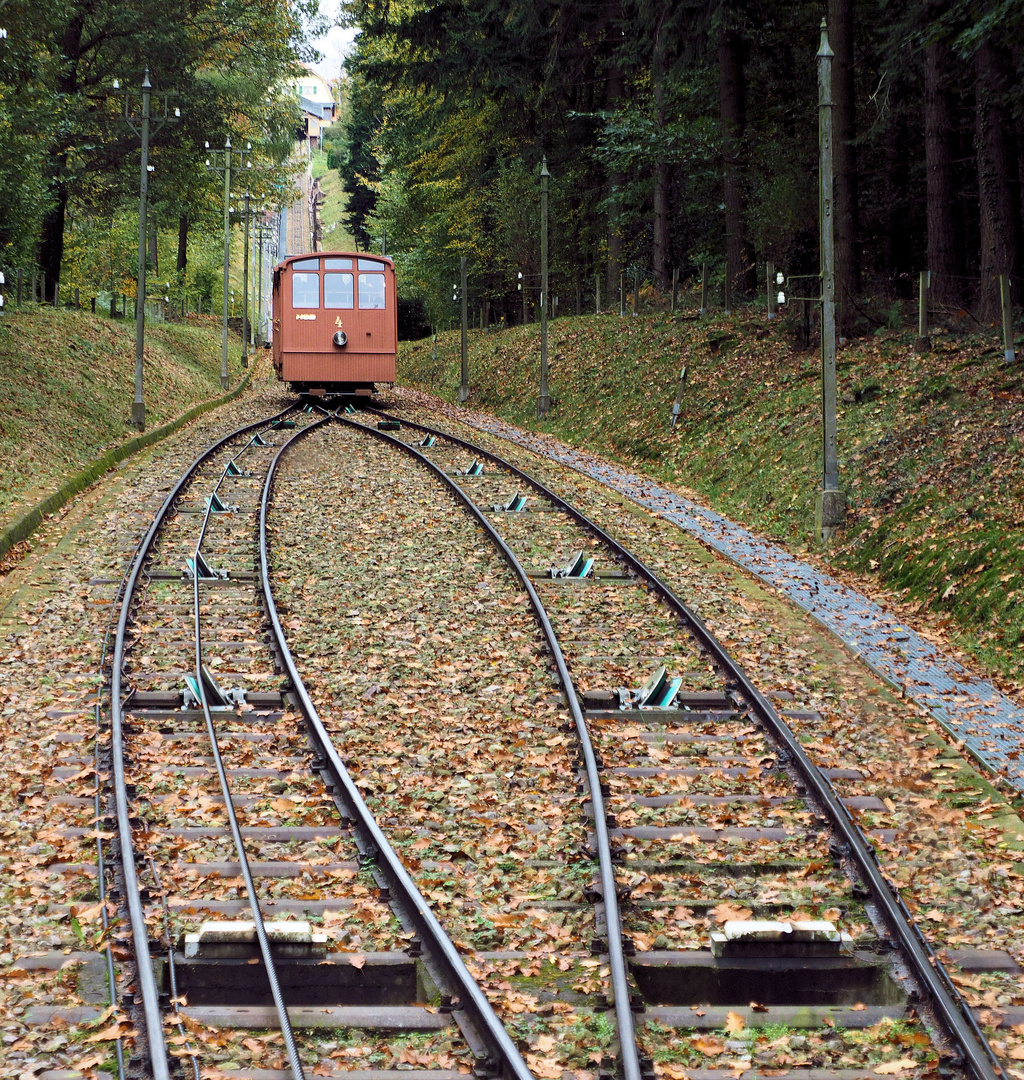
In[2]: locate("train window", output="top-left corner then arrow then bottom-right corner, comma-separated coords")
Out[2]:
357,273 -> 385,309
325,258 -> 353,270
292,258 -> 320,270
324,273 -> 354,308
292,272 -> 319,308
358,258 -> 384,270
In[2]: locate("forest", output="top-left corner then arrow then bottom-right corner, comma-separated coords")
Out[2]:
0,0 -> 323,307
336,0 -> 1024,334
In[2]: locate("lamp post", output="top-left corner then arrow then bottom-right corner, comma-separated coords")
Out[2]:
206,138 -> 251,388
536,156 -> 552,418
120,68 -> 178,430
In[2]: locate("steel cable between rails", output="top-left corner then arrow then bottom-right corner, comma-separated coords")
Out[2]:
188,419 -> 324,1080
333,414 -> 642,1080
373,408 -> 1003,1080
258,417 -> 536,1080
110,404 -> 295,1079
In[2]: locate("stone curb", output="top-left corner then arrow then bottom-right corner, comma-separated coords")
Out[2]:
0,364 -> 256,564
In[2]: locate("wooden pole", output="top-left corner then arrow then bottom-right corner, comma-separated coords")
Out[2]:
767,261 -> 775,320
671,268 -> 678,313
700,262 -> 708,315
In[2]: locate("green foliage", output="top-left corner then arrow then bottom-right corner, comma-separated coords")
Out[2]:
0,0 -> 320,291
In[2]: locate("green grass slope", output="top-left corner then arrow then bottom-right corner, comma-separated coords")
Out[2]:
399,304 -> 1024,696
0,307 -> 236,526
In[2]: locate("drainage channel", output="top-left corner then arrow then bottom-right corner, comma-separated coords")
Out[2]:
343,407 -> 997,1080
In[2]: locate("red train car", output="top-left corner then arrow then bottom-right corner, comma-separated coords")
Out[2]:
271,252 -> 397,395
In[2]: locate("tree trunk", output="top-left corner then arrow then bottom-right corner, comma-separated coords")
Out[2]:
828,0 -> 858,332
37,179 -> 69,305
924,39 -> 966,308
651,14 -> 669,291
974,38 -> 1024,319
719,25 -> 754,298
177,215 -> 189,273
881,98 -> 911,287
38,14 -> 85,305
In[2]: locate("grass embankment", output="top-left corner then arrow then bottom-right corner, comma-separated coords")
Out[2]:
0,306 -> 235,526
311,149 -> 356,250
399,303 -> 1024,696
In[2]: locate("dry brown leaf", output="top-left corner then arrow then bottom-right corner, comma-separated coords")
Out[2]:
873,1059 -> 918,1075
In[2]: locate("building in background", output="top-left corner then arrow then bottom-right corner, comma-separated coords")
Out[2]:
292,67 -> 337,150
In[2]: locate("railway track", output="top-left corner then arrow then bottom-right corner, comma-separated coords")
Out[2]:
10,397 -> 1016,1079
263,406 -> 1006,1080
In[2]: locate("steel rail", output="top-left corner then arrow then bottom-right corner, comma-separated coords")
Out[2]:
110,405 -> 294,1078
149,857 -> 201,1080
258,419 -> 536,1080
189,423 -> 323,1079
331,415 -> 642,1080
373,409 -> 1003,1080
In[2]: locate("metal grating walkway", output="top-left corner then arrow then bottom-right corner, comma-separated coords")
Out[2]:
452,408 -> 1024,793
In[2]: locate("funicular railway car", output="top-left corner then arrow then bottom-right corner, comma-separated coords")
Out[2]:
272,252 -> 397,395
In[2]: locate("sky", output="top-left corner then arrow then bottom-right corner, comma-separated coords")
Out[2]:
308,1 -> 357,82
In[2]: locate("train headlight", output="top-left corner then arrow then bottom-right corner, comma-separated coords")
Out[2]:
333,330 -> 348,347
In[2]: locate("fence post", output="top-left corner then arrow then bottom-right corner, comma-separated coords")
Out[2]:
915,271 -> 930,352
1000,275 -> 1016,363
767,261 -> 775,320
724,264 -> 731,316
595,273 -> 600,314
671,268 -> 678,313
17,268 -> 23,306
632,268 -> 639,316
700,262 -> 708,315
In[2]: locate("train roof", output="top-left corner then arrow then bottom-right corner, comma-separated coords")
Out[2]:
275,252 -> 394,272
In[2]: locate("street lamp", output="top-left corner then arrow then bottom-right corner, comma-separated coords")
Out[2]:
206,138 -> 251,388
120,68 -> 179,430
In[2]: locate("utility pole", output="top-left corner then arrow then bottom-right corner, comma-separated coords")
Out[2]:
458,255 -> 469,403
121,68 -> 178,430
206,138 -> 251,388
817,19 -> 845,538
241,193 -> 251,368
537,157 -> 551,417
